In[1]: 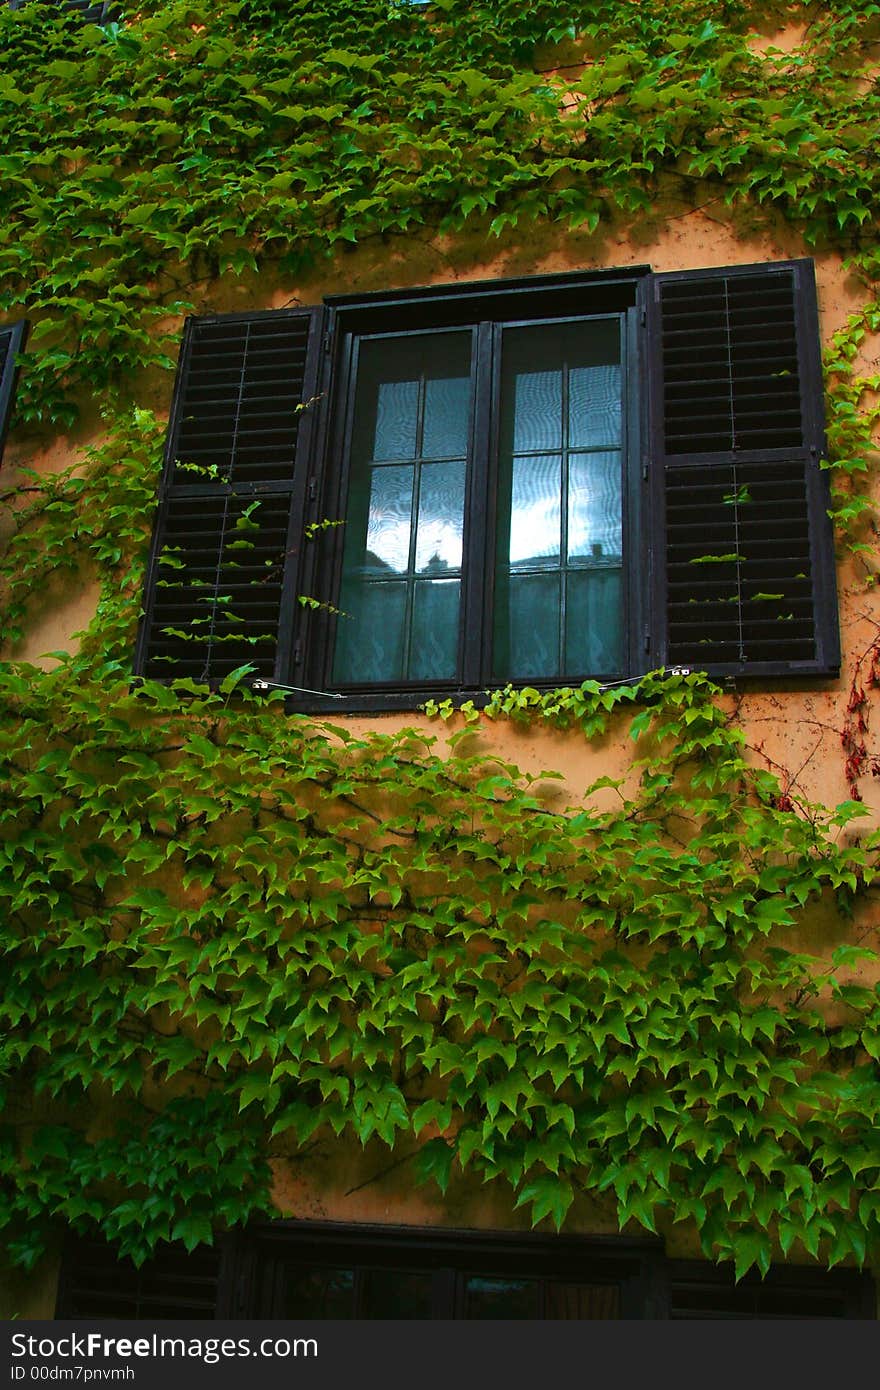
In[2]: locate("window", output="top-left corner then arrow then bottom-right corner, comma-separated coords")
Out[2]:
0,320 -> 27,465
56,1225 -> 876,1320
238,1224 -> 661,1319
135,260 -> 839,710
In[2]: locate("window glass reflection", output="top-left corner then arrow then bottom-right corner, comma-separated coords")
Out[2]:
569,364 -> 622,449
363,1269 -> 434,1319
464,1276 -> 541,1319
509,456 -> 560,567
568,451 -> 622,564
494,317 -> 624,681
363,464 -> 413,573
281,1267 -> 355,1318
415,460 -> 466,573
334,330 -> 471,686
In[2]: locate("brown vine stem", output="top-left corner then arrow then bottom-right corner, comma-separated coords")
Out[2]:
343,1148 -> 417,1197
841,618 -> 880,798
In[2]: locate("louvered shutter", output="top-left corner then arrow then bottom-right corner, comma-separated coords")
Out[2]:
135,308 -> 323,685
0,320 -> 27,463
61,0 -> 115,19
55,1235 -> 225,1317
645,259 -> 839,677
669,1259 -> 874,1319
6,1 -> 116,19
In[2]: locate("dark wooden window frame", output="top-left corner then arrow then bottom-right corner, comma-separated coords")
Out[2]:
297,267 -> 645,713
134,259 -> 840,713
223,1221 -> 667,1320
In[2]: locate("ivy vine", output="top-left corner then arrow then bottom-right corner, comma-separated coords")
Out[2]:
2,0 -> 880,1286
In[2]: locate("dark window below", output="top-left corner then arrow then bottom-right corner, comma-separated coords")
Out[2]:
56,1227 -> 875,1321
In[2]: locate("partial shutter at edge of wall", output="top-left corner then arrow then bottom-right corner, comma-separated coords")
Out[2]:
6,2 -> 117,21
134,307 -> 324,685
645,258 -> 840,678
0,320 -> 27,463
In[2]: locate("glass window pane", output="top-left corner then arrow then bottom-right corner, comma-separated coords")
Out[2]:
355,464 -> 414,574
507,455 -> 561,568
363,1269 -> 434,1319
565,568 -> 622,674
280,1267 -> 355,1318
374,379 -> 419,461
464,1277 -> 541,1319
545,1282 -> 622,1319
569,363 -> 622,448
568,451 -> 622,564
333,582 -> 407,684
423,375 -> 470,459
415,460 -> 466,573
410,579 -> 460,680
494,572 -> 560,679
511,369 -> 562,452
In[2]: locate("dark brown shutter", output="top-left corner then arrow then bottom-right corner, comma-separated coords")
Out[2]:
135,307 -> 323,684
645,259 -> 839,678
669,1259 -> 875,1319
62,1 -> 115,19
55,1236 -> 225,1318
0,320 -> 27,463
6,1 -> 116,19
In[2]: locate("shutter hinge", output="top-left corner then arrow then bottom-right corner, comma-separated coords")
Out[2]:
308,477 -> 317,501
293,640 -> 302,666
644,627 -> 650,654
640,307 -> 647,328
323,333 -> 331,354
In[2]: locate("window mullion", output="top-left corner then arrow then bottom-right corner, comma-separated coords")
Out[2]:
402,386 -> 425,680
560,362 -> 571,676
461,320 -> 494,688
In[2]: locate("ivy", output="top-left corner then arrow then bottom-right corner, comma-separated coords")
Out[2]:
1,0 -> 880,1288
2,656 -> 880,1279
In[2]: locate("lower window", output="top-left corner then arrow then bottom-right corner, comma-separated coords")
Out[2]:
55,1225 -> 876,1320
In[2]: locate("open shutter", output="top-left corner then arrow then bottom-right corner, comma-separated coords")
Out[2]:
6,1 -> 116,19
0,320 -> 27,463
645,258 -> 839,678
134,307 -> 323,685
60,1 -> 115,19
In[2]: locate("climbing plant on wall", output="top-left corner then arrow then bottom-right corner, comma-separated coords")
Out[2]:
2,0 -> 880,1280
